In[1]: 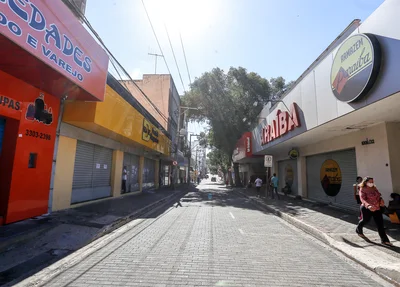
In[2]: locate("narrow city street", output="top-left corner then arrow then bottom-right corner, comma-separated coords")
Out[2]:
19,180 -> 392,287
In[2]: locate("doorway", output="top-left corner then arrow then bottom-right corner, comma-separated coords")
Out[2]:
0,117 -> 5,156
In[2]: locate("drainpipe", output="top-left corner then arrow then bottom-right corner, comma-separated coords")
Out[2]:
47,95 -> 67,213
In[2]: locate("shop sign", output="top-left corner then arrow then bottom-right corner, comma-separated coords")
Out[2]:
25,93 -> 53,125
288,148 -> 299,160
320,159 -> 342,197
331,33 -> 381,103
246,136 -> 251,153
261,103 -> 300,145
361,138 -> 375,146
0,0 -> 109,100
0,95 -> 21,111
142,118 -> 159,143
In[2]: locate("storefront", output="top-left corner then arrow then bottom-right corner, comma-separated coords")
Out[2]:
251,0 -> 400,209
71,141 -> 113,203
123,152 -> 140,193
233,132 -> 264,185
0,1 -> 108,224
51,75 -> 171,211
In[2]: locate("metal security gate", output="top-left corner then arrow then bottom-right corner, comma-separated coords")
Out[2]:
306,149 -> 358,210
278,159 -> 298,195
142,157 -> 155,190
123,152 -> 140,193
71,141 -> 113,204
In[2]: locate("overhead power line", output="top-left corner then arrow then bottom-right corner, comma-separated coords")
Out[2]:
180,33 -> 192,87
165,24 -> 186,93
66,0 -> 170,125
141,0 -> 172,75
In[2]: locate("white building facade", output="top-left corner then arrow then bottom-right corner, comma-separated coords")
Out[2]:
249,0 -> 400,211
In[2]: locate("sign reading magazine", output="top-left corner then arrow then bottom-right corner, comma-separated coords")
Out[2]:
331,33 -> 381,103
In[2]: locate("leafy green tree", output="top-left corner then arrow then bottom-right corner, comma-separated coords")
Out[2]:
183,67 -> 290,186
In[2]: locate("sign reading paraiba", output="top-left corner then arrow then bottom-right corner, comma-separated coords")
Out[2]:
331,33 -> 381,103
261,103 -> 300,145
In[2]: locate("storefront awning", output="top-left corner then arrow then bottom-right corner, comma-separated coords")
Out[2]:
0,1 -> 108,101
63,84 -> 171,156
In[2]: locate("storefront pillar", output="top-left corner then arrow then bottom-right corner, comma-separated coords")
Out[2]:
111,150 -> 124,197
52,136 -> 77,211
138,156 -> 145,192
385,122 -> 400,194
155,160 -> 160,189
297,156 -> 307,198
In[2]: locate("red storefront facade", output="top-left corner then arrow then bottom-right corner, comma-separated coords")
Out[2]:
0,0 -> 108,224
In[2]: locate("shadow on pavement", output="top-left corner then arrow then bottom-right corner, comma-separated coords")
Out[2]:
0,186 -> 192,287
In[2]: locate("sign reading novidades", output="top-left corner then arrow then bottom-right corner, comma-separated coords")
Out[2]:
0,0 -> 108,100
331,33 -> 381,103
261,103 -> 300,145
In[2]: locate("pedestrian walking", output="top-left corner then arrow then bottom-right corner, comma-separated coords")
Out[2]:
122,166 -> 127,193
255,177 -> 263,198
356,177 -> 393,247
353,176 -> 363,219
271,173 -> 280,199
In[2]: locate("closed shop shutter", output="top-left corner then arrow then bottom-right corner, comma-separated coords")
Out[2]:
72,141 -> 94,189
278,159 -> 298,195
123,152 -> 140,193
142,157 -> 155,190
306,149 -> 358,210
71,141 -> 112,204
93,145 -> 112,187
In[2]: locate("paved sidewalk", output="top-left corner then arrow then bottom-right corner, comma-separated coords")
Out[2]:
0,185 -> 190,286
233,187 -> 400,285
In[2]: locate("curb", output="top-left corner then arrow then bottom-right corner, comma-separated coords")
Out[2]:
5,189 -> 189,287
233,189 -> 400,286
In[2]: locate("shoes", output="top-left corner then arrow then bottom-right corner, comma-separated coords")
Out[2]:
356,228 -> 367,239
382,241 -> 393,247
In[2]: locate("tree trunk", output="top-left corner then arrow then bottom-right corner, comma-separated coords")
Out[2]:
228,168 -> 233,186
233,162 -> 242,187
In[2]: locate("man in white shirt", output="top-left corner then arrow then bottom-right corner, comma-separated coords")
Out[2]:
122,166 -> 128,193
255,177 -> 263,198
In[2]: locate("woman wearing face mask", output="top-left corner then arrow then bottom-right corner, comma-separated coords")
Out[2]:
356,177 -> 392,246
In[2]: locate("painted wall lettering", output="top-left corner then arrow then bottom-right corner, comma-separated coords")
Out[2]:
0,0 -> 109,101
261,103 -> 300,145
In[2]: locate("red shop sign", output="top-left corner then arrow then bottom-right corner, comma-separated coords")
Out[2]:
0,0 -> 109,101
261,103 -> 300,145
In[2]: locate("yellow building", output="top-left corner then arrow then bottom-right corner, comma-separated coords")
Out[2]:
51,75 -> 172,211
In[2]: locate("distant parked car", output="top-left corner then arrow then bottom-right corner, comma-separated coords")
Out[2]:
211,177 -> 216,182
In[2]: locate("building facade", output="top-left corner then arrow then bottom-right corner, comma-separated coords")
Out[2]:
121,75 -> 183,185
51,75 -> 172,211
236,0 -> 400,211
0,0 -> 108,225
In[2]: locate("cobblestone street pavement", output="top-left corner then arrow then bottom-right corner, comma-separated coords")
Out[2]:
20,181 -> 393,287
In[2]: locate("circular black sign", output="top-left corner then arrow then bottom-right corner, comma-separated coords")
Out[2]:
330,33 -> 381,103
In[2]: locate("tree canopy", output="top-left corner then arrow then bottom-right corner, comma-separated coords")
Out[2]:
182,66 -> 292,184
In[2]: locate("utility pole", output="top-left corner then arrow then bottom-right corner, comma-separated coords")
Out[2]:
148,53 -> 164,74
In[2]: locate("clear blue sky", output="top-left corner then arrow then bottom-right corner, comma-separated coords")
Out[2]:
85,0 -> 384,134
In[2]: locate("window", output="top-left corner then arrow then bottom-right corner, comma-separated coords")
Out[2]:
28,153 -> 37,168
